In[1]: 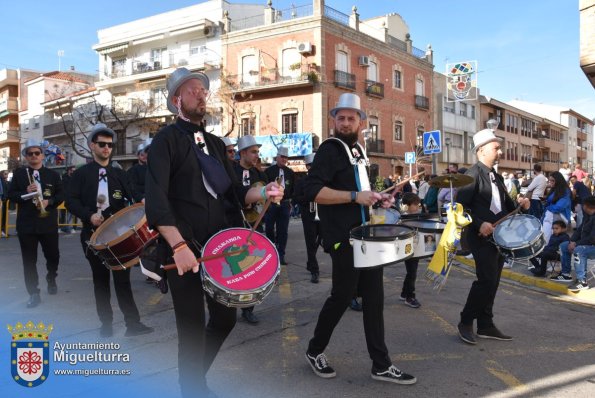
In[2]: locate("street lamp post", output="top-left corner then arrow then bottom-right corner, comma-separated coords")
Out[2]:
445,137 -> 451,173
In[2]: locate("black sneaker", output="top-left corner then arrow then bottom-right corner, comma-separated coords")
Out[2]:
568,280 -> 590,292
476,326 -> 512,341
530,268 -> 546,277
404,297 -> 421,308
124,322 -> 154,337
241,309 -> 259,324
305,352 -> 336,378
46,275 -> 57,295
371,365 -> 416,385
399,294 -> 406,301
310,272 -> 319,284
349,298 -> 363,311
457,322 -> 476,345
26,293 -> 41,308
550,273 -> 573,282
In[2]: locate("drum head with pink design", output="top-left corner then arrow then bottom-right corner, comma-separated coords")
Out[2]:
202,228 -> 280,292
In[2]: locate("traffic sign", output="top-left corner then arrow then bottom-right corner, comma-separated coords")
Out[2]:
404,152 -> 416,164
423,130 -> 442,155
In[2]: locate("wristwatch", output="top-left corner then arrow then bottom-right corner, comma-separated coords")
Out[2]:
350,191 -> 357,203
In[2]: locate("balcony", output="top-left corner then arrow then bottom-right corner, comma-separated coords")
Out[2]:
415,95 -> 429,110
227,67 -> 314,94
367,139 -> 385,154
365,80 -> 384,98
0,128 -> 20,142
44,120 -> 73,138
334,70 -> 356,90
538,138 -> 548,149
0,97 -> 18,117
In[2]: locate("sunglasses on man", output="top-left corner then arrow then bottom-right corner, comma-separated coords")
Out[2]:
95,141 -> 115,148
26,151 -> 42,157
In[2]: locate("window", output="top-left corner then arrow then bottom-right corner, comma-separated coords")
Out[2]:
367,61 -> 378,82
241,55 -> 258,86
394,121 -> 403,141
368,118 -> 379,141
150,87 -> 164,108
444,97 -> 455,113
282,113 -> 297,134
460,103 -> 467,117
337,51 -> 348,72
470,105 -> 476,119
190,40 -> 206,56
393,70 -> 402,89
282,48 -> 301,79
111,58 -> 126,77
415,78 -> 424,96
150,47 -> 166,64
445,133 -> 463,148
241,116 -> 255,136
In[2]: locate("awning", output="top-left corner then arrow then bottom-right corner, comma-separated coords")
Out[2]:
97,43 -> 129,55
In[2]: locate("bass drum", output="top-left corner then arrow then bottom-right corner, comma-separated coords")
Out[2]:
201,228 -> 280,308
349,224 -> 415,269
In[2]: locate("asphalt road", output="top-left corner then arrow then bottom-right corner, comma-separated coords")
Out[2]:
1,219 -> 594,398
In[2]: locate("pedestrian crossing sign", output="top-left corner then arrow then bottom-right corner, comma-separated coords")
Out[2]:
423,130 -> 442,155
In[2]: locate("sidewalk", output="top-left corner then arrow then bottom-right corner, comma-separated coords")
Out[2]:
454,255 -> 595,306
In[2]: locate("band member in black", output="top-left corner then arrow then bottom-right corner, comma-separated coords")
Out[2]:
8,139 -> 63,308
456,127 -> 529,345
144,68 -> 283,397
66,123 -> 153,338
265,146 -> 294,265
303,93 -> 416,385
293,153 -> 321,283
127,138 -> 152,203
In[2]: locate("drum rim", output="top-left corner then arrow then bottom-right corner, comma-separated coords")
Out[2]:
399,213 -> 441,220
492,214 -> 543,248
350,224 -> 416,241
399,219 -> 446,233
90,203 -> 149,249
201,227 -> 281,293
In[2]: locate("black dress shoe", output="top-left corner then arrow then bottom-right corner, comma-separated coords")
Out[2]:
349,298 -> 363,312
26,293 -> 41,308
310,272 -> 319,284
125,322 -> 154,337
241,309 -> 259,324
46,275 -> 57,295
477,326 -> 512,341
530,268 -> 546,277
100,323 -> 113,338
457,322 -> 476,345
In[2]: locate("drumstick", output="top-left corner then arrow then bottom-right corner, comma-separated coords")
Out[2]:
378,171 -> 425,195
162,247 -> 248,271
246,196 -> 273,245
493,206 -> 522,227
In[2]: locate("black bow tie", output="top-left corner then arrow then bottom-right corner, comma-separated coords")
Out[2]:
99,173 -> 107,182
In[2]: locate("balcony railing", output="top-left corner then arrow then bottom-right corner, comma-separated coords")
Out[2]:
227,66 -> 313,91
367,139 -> 385,153
44,120 -> 73,137
365,80 -> 384,98
415,95 -> 429,110
334,70 -> 356,90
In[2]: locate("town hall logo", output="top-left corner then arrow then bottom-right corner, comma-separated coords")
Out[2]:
7,321 -> 53,387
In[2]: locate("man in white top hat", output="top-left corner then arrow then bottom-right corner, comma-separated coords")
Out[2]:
8,139 -> 63,308
144,67 -> 284,397
455,127 -> 529,345
264,146 -> 295,265
302,93 -> 415,385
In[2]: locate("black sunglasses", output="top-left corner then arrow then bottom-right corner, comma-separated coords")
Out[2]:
95,142 -> 115,148
227,149 -> 236,154
26,151 -> 42,156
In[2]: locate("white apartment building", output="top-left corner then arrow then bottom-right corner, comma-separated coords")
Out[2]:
508,100 -> 594,173
92,0 -> 265,154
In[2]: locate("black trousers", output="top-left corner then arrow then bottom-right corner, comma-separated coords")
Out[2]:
80,230 -> 141,327
1,200 -> 8,233
167,269 -> 237,397
18,232 -> 59,295
460,235 -> 504,329
401,258 -> 419,299
308,242 -> 392,370
265,201 -> 291,259
530,250 -> 559,272
299,204 -> 320,274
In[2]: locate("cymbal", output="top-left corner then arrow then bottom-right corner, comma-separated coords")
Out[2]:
429,174 -> 474,188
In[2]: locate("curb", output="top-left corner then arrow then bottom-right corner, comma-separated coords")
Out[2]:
454,255 -> 595,306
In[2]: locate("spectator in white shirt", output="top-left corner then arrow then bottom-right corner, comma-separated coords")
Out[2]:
525,163 -> 548,220
559,162 -> 572,182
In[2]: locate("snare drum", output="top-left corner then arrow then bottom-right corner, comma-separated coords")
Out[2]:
400,219 -> 446,259
349,224 -> 415,269
400,213 -> 441,222
201,228 -> 280,308
493,214 -> 545,260
370,206 -> 401,224
89,203 -> 159,270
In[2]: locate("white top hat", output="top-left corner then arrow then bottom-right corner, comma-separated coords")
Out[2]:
88,123 -> 116,148
166,67 -> 210,114
21,138 -> 43,157
330,93 -> 367,120
237,135 -> 261,152
472,128 -> 502,152
221,137 -> 234,147
304,153 -> 315,165
277,146 -> 289,157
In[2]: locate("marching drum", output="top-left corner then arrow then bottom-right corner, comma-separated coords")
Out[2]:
370,206 -> 401,224
349,224 -> 415,269
201,228 -> 280,308
400,219 -> 446,259
400,213 -> 441,222
88,203 -> 159,270
492,214 -> 545,260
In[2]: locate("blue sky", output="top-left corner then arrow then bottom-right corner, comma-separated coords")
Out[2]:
1,0 -> 593,119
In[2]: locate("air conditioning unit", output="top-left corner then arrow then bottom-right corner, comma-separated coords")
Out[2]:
358,56 -> 370,66
203,25 -> 215,38
298,42 -> 313,54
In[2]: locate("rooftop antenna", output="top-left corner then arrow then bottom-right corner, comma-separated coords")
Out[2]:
57,50 -> 64,71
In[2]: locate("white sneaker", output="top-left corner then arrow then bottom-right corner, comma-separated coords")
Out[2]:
465,254 -> 474,259
1,232 -> 6,238
503,261 -> 513,269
